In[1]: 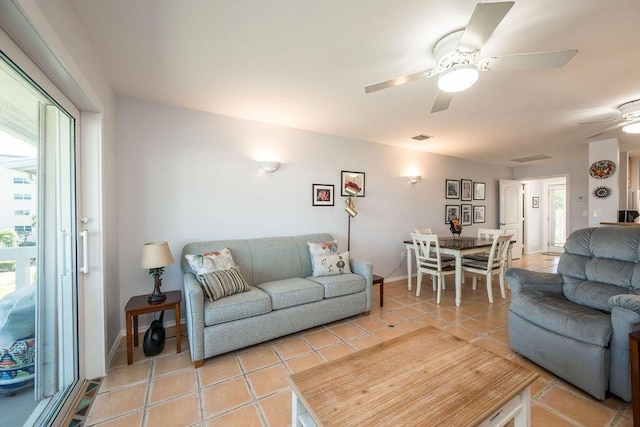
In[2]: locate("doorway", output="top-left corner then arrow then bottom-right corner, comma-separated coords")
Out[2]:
0,52 -> 79,425
522,176 -> 567,254
547,183 -> 567,253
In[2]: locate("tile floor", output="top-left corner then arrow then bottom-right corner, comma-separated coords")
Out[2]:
85,254 -> 634,426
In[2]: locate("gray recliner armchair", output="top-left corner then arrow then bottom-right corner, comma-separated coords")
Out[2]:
506,226 -> 640,402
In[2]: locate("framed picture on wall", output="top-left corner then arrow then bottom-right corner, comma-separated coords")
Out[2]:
446,179 -> 460,199
461,204 -> 472,226
532,196 -> 540,208
473,182 -> 486,200
473,205 -> 486,223
461,179 -> 472,201
445,205 -> 460,224
312,184 -> 334,206
341,171 -> 365,197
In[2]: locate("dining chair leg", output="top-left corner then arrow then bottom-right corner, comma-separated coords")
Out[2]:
486,273 -> 494,303
499,269 -> 506,298
416,271 -> 423,297
432,276 -> 437,291
472,274 -> 478,290
436,274 -> 442,304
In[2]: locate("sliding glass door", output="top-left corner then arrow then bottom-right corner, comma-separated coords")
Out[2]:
0,52 -> 79,425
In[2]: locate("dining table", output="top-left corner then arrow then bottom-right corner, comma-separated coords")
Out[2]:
404,236 -> 512,306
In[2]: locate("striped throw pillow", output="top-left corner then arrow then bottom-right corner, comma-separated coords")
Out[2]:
199,266 -> 250,302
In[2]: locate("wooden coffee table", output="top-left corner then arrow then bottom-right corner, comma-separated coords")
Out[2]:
289,326 -> 538,426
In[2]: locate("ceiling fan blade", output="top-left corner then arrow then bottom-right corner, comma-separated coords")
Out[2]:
483,50 -> 577,70
457,1 -> 514,52
586,122 -> 623,139
578,118 -> 620,125
431,91 -> 453,113
364,68 -> 437,93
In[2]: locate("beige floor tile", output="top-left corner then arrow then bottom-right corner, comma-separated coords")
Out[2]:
352,315 -> 388,332
302,329 -> 339,349
413,314 -> 449,328
393,320 -> 424,334
488,327 -> 510,344
471,312 -> 508,328
392,305 -> 425,319
328,322 -> 367,340
272,337 -> 313,360
472,337 -> 514,358
201,378 -> 253,419
538,386 -> 616,426
258,390 -> 291,427
198,354 -> 242,387
441,324 -> 479,342
377,299 -> 404,309
431,309 -> 469,324
459,318 -> 499,334
615,415 -> 634,427
530,404 -> 575,427
146,392 -> 201,427
285,352 -> 325,374
149,369 -> 198,404
530,377 -> 551,399
372,311 -> 407,325
346,334 -> 381,351
153,351 -> 193,377
206,404 -> 264,427
86,383 -> 147,425
372,326 -> 405,342
318,342 -> 355,362
100,361 -> 151,392
393,295 -> 421,305
89,410 -> 144,427
238,346 -> 280,372
246,364 -> 290,398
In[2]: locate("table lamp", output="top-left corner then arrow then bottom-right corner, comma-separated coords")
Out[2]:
141,241 -> 174,304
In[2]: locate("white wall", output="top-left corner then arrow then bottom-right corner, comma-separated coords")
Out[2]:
513,157 -> 589,234
523,180 -> 543,253
588,139 -> 619,226
116,97 -> 513,327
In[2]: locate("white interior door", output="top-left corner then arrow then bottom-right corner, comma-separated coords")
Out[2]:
546,184 -> 566,253
499,179 -> 523,259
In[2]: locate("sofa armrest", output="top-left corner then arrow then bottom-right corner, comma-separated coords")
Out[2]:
183,273 -> 205,364
350,259 -> 373,311
505,268 -> 564,296
608,295 -> 640,401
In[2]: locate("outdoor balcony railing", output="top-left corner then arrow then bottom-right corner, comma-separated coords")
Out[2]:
0,246 -> 37,292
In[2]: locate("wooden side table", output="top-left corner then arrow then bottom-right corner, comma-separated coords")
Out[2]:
125,289 -> 182,365
373,274 -> 384,307
630,331 -> 640,425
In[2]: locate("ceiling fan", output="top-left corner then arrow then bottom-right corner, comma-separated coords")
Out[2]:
581,99 -> 640,139
364,1 -> 578,113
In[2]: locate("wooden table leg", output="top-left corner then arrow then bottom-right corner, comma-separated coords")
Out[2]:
175,301 -> 181,354
126,312 -> 133,365
133,315 -> 139,347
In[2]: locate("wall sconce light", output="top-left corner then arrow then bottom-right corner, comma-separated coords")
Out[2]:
406,175 -> 422,184
260,161 -> 281,173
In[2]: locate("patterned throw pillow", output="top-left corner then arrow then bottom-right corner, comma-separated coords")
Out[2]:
307,240 -> 339,257
199,266 -> 250,302
185,248 -> 236,277
311,252 -> 351,277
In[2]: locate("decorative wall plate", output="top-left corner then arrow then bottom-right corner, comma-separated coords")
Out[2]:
589,160 -> 616,179
593,186 -> 612,199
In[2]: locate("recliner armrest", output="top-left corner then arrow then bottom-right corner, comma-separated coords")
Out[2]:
610,294 -> 640,313
349,259 -> 373,311
505,267 -> 564,296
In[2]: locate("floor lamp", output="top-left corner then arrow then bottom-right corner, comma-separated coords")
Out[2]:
345,187 -> 358,251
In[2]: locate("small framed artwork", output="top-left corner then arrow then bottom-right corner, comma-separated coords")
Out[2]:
445,205 -> 460,224
473,205 -> 486,224
461,204 -> 472,226
461,179 -> 472,201
312,184 -> 334,206
341,171 -> 365,197
473,182 -> 486,200
446,179 -> 460,199
532,196 -> 540,208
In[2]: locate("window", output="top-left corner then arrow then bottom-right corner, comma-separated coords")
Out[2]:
13,193 -> 32,200
13,177 -> 29,184
14,225 -> 32,234
14,209 -> 31,216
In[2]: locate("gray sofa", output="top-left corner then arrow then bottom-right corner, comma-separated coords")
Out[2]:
506,226 -> 640,401
181,233 -> 373,367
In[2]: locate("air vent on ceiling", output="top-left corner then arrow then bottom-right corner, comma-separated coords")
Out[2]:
411,134 -> 432,141
510,154 -> 552,163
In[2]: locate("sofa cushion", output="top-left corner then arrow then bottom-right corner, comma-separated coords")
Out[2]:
509,292 -> 612,347
308,273 -> 366,298
185,248 -> 236,277
307,240 -> 338,256
311,252 -> 351,277
257,278 -> 324,310
199,267 -> 251,302
562,277 -> 628,312
204,287 -> 271,327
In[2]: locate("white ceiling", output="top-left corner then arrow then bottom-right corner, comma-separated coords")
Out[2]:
68,0 -> 640,166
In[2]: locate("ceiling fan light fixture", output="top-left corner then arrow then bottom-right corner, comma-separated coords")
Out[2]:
437,64 -> 479,93
622,121 -> 640,134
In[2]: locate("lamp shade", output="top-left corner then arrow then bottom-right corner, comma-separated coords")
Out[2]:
141,241 -> 174,269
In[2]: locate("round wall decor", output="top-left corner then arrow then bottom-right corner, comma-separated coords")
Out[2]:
593,186 -> 612,199
589,160 -> 616,179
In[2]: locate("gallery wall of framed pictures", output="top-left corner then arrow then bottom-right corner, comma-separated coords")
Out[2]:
444,178 -> 488,224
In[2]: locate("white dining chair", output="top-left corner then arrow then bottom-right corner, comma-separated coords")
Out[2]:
461,234 -> 512,303
411,233 -> 456,303
415,227 -> 432,235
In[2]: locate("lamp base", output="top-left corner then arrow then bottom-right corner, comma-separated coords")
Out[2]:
148,292 -> 166,304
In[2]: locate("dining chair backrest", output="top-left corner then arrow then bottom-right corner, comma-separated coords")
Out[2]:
415,227 -> 433,235
489,234 -> 513,268
411,233 -> 443,271
478,228 -> 505,240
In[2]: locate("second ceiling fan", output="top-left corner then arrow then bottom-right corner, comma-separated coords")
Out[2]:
364,1 -> 578,113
